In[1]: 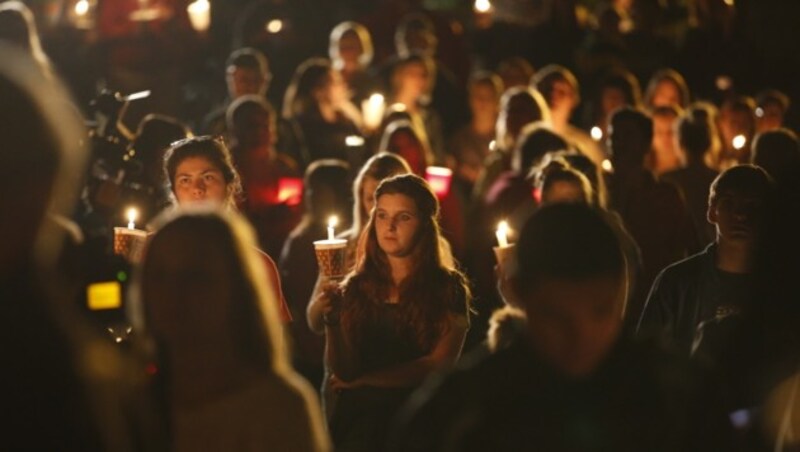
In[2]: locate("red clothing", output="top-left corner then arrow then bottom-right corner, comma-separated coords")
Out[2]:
258,249 -> 292,324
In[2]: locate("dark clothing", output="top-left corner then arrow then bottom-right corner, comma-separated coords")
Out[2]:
662,164 -> 719,249
609,170 -> 698,326
1,265 -> 165,452
330,274 -> 469,452
280,221 -> 328,388
637,243 -> 756,356
292,111 -> 367,171
390,337 -> 733,452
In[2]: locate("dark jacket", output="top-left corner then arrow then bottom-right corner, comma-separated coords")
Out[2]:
389,336 -> 733,452
637,243 -> 756,356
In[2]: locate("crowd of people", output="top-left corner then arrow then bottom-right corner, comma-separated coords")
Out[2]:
3,0 -> 800,450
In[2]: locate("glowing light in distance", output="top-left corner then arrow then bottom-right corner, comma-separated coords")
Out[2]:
267,19 -> 283,33
75,0 -> 89,16
591,126 -> 603,141
345,135 -> 365,147
733,134 -> 746,150
474,0 -> 492,13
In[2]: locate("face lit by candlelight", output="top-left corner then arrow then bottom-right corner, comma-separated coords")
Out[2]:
173,156 -> 229,206
374,193 -> 421,258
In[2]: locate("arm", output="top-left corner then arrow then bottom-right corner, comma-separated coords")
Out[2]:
331,313 -> 469,389
306,276 -> 333,335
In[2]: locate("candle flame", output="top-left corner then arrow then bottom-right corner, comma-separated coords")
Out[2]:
75,0 -> 89,16
591,126 -> 603,141
497,220 -> 508,234
126,207 -> 138,225
369,93 -> 384,105
266,19 -> 283,33
474,0 -> 492,13
732,134 -> 746,150
328,216 -> 338,229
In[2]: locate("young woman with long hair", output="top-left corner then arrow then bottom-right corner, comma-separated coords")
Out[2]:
316,174 -> 471,451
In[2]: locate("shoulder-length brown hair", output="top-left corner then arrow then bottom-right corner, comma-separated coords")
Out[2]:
341,174 -> 471,352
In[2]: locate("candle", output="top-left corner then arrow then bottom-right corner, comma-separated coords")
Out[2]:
732,134 -> 746,150
496,220 -> 509,248
424,166 -> 453,198
474,0 -> 492,13
327,216 -> 338,241
266,19 -> 283,34
74,0 -> 89,16
126,207 -> 138,230
187,0 -> 210,32
361,93 -> 385,131
277,177 -> 303,206
591,126 -> 603,141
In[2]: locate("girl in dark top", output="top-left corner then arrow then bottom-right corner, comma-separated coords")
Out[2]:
314,174 -> 471,451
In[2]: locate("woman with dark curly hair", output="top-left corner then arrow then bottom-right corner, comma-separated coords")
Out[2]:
314,174 -> 471,451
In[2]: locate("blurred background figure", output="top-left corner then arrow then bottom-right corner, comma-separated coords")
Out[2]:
584,68 -> 642,148
379,119 -> 433,177
643,68 -> 690,111
282,57 -> 365,170
0,43 -> 158,451
0,1 -> 54,79
495,56 -> 535,90
227,95 -> 302,256
606,107 -> 697,324
135,208 -> 330,452
531,64 -> 604,164
448,71 -> 502,195
329,21 -> 376,105
715,96 -> 757,170
473,86 -> 550,203
202,48 -> 272,136
387,54 -> 446,163
647,105 -> 684,176
751,128 -> 800,193
280,159 -> 351,390
755,89 -> 790,133
127,113 -> 193,221
662,104 -> 720,246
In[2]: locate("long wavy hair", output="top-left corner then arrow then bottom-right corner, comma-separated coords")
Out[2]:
340,174 -> 470,352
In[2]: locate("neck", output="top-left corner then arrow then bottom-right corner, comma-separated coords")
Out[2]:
551,109 -> 570,132
387,255 -> 413,287
715,239 -> 757,273
473,114 -> 496,135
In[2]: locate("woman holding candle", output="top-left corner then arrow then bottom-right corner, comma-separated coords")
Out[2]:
314,174 -> 471,451
162,136 -> 292,323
